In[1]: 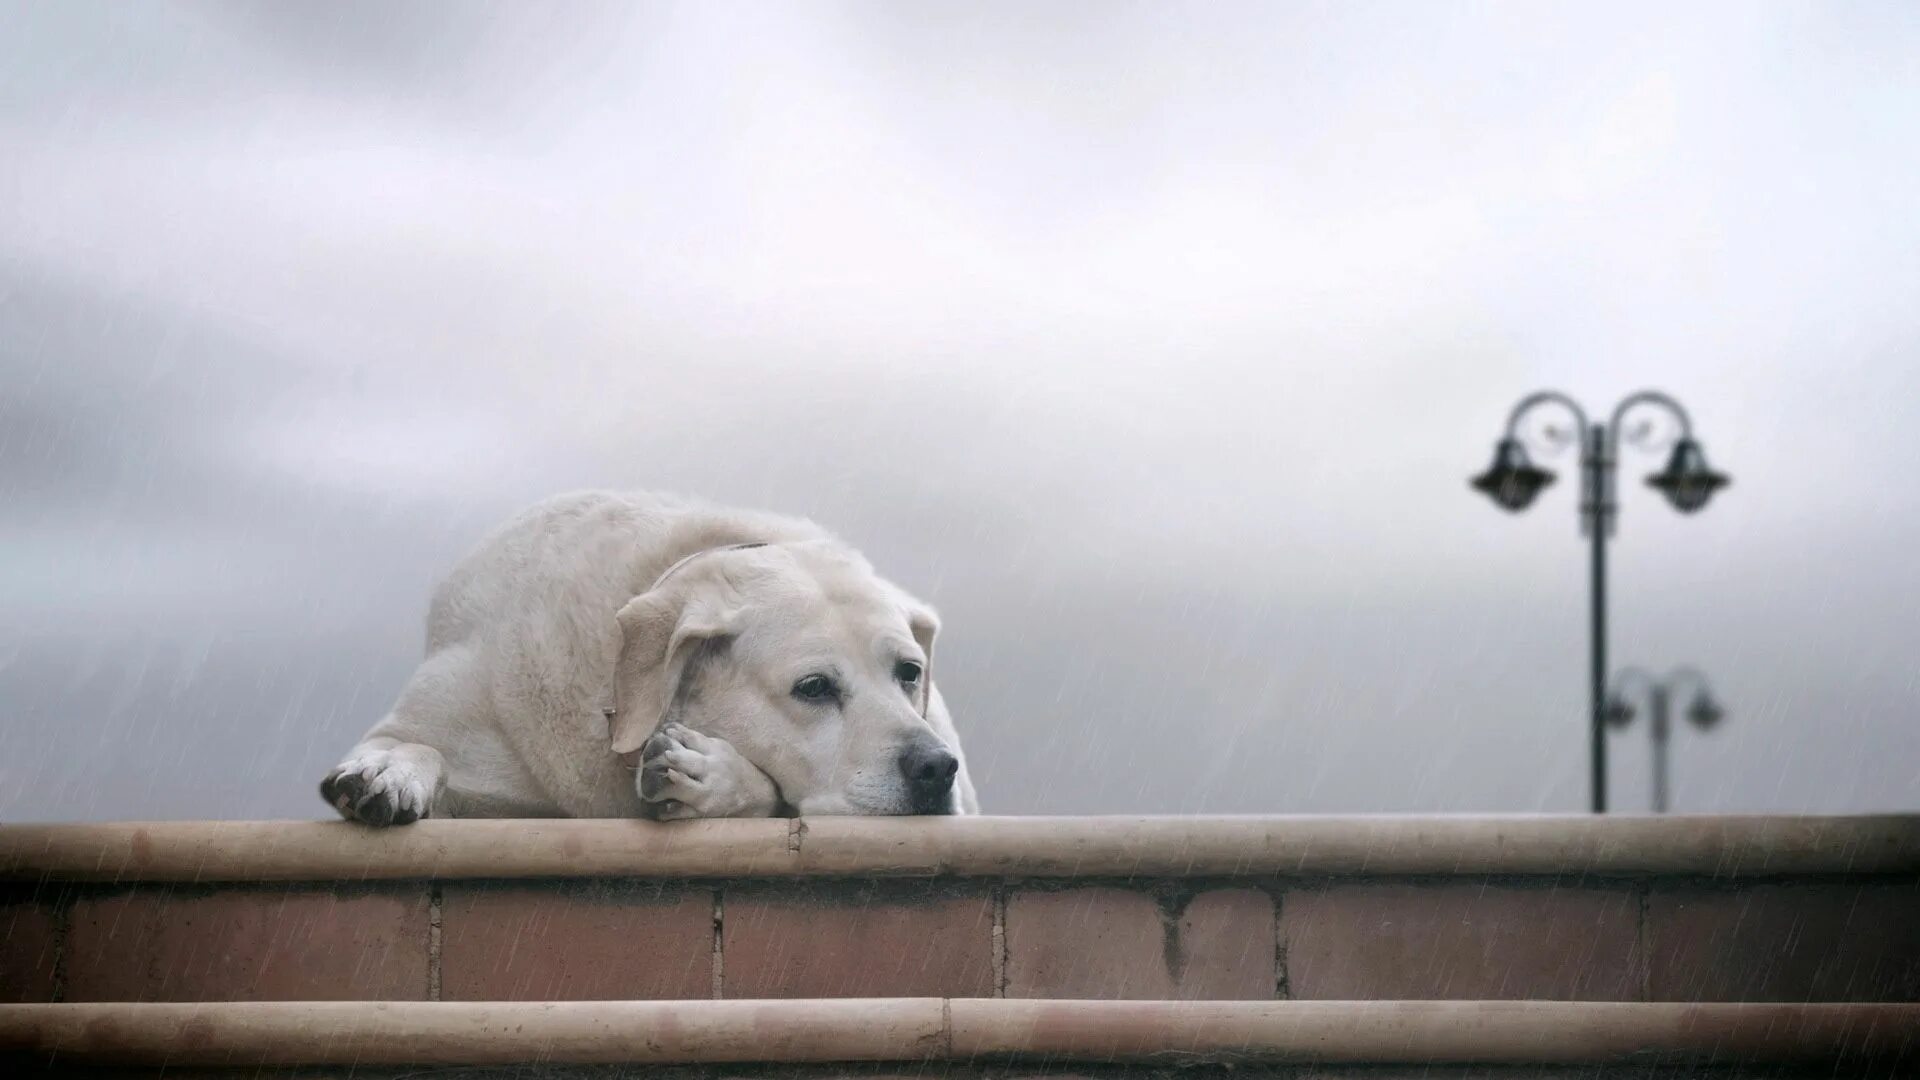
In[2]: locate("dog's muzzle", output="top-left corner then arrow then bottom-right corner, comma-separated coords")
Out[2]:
899,739 -> 959,815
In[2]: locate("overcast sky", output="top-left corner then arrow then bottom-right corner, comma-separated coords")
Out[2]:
3,1 -> 1916,820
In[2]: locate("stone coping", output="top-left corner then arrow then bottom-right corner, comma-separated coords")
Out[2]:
1,1000 -> 1914,1066
1,816 -> 1916,882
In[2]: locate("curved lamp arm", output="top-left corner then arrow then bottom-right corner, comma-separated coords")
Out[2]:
1605,665 -> 1659,726
1505,391 -> 1591,457
1661,665 -> 1725,729
1608,391 -> 1694,458
1660,665 -> 1715,701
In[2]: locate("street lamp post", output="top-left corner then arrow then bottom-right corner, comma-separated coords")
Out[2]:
1470,390 -> 1730,814
1605,666 -> 1727,813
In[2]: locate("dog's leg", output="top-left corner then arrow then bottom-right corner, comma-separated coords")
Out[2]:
638,723 -> 782,820
321,643 -> 481,826
321,736 -> 447,825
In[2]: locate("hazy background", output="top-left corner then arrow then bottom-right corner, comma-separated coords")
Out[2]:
3,1 -> 1916,820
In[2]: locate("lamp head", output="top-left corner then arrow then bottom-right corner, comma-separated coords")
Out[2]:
1603,694 -> 1637,729
1686,694 -> 1725,730
1471,438 -> 1556,512
1647,438 -> 1730,513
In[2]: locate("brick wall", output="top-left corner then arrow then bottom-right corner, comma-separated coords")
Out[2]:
7,874 -> 1917,1004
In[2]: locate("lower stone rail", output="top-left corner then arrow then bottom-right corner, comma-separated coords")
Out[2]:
1,999 -> 1914,1067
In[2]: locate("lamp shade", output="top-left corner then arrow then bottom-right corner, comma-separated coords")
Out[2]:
1470,438 -> 1556,512
1647,438 -> 1730,513
1686,695 -> 1726,730
1604,695 -> 1638,729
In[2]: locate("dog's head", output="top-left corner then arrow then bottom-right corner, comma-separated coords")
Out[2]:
609,540 -> 960,815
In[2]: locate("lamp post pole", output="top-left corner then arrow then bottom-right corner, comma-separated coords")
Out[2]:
1471,391 -> 1730,814
1652,681 -> 1669,811
1586,425 -> 1608,816
1606,666 -> 1726,813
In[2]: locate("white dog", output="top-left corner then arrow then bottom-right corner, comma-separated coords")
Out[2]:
321,491 -> 977,823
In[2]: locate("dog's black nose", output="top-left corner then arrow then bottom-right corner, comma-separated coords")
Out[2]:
899,741 -> 959,795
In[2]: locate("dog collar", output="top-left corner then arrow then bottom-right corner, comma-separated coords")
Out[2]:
647,541 -> 769,592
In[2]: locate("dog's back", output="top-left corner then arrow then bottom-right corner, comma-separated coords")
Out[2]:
425,491 -> 829,654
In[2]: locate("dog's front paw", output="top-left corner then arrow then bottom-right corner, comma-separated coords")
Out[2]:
321,744 -> 442,826
639,723 -> 781,820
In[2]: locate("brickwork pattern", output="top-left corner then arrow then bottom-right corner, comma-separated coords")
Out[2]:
5,875 -> 1917,1003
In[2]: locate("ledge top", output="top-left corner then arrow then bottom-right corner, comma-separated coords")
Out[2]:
1,814 -> 1915,882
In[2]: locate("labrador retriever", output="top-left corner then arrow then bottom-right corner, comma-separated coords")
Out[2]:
320,491 -> 977,823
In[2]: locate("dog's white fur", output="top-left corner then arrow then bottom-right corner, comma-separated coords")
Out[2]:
322,491 -> 977,823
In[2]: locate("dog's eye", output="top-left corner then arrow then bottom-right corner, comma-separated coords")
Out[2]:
893,660 -> 923,686
792,674 -> 838,703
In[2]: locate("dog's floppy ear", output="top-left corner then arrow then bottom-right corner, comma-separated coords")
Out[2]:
610,586 -> 734,754
904,596 -> 940,713
907,601 -> 939,663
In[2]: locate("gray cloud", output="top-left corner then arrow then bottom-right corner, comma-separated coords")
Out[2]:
3,0 -> 1917,820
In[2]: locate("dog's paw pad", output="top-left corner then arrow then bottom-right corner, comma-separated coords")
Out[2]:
320,770 -> 366,816
639,762 -> 684,801
321,752 -> 433,827
642,725 -> 710,782
635,726 -> 772,820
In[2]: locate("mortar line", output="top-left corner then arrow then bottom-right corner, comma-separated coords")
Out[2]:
711,888 -> 725,999
427,883 -> 443,1002
1272,886 -> 1290,1000
990,884 -> 1008,998
50,887 -> 71,1004
1637,881 -> 1651,1002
